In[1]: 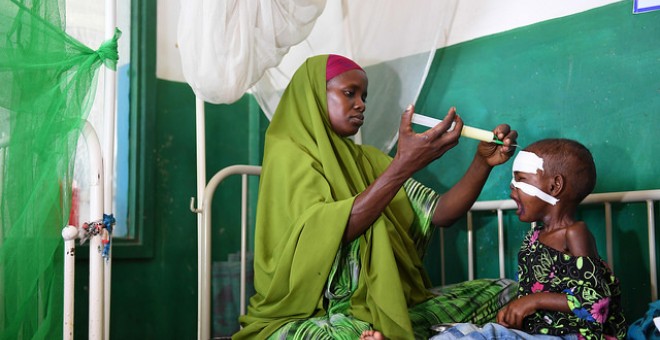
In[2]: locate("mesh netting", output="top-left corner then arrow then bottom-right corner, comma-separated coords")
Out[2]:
0,0 -> 118,337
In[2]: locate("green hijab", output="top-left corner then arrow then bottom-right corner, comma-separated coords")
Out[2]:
236,55 -> 434,340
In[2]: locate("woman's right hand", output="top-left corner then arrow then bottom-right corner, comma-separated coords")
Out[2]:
393,104 -> 463,176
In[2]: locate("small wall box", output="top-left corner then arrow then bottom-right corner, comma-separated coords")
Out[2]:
633,0 -> 660,13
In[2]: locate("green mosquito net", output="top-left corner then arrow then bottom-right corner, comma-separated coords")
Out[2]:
0,0 -> 119,337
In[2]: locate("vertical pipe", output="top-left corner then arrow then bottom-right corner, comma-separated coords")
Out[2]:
240,175 -> 248,316
83,122 -> 105,340
467,212 -> 474,280
497,209 -> 505,278
647,200 -> 657,301
604,202 -> 613,270
196,97 -> 209,340
103,1 -> 117,339
62,226 -> 79,340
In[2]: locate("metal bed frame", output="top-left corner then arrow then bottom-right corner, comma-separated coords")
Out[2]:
196,164 -> 660,339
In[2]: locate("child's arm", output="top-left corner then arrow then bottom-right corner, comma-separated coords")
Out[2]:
432,125 -> 517,227
496,292 -> 571,329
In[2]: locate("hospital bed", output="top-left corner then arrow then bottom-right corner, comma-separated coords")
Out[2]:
197,164 -> 660,339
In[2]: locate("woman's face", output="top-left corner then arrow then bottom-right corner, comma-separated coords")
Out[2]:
326,69 -> 368,137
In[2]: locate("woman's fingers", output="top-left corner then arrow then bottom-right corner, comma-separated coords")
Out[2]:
424,107 -> 459,141
399,104 -> 415,135
396,105 -> 462,170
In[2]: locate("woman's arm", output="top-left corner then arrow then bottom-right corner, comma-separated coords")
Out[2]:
432,153 -> 492,228
343,105 -> 462,243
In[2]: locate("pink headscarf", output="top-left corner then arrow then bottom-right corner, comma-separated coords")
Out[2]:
325,54 -> 364,81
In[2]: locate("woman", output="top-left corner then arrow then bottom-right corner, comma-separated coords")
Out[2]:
235,54 -> 518,340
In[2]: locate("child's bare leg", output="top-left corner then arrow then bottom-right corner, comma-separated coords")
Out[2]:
360,329 -> 387,340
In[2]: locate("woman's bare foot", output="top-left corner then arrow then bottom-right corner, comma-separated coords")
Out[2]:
360,329 -> 387,340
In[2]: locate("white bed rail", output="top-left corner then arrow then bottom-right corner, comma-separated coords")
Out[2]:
62,121 -> 111,340
193,165 -> 261,340
198,164 -> 660,337
464,189 -> 660,301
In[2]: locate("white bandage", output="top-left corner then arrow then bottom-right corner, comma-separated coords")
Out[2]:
510,179 -> 559,205
512,151 -> 544,174
511,151 -> 559,206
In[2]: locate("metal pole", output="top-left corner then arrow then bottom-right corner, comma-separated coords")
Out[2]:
62,225 -> 79,340
196,97 -> 208,340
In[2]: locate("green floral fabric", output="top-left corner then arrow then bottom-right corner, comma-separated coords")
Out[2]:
517,225 -> 627,339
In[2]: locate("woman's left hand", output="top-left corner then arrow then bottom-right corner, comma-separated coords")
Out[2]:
477,124 -> 518,167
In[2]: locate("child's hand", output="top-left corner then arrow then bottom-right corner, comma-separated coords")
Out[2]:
496,295 -> 536,329
477,124 -> 518,167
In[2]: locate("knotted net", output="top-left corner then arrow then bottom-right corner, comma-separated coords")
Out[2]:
0,0 -> 119,337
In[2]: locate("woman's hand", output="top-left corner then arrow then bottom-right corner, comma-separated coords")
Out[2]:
393,104 -> 462,176
476,124 -> 518,167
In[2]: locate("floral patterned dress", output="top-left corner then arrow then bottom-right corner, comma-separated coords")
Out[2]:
517,225 -> 627,339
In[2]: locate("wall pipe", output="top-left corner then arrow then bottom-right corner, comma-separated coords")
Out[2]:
102,1 -> 117,339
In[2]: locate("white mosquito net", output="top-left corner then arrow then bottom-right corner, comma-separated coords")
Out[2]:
177,0 -> 458,152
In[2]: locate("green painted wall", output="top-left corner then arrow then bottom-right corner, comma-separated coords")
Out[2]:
73,1 -> 659,338
416,1 -> 660,325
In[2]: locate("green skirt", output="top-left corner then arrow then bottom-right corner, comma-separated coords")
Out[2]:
269,278 -> 517,340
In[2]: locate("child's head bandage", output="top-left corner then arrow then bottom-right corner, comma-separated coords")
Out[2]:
511,151 -> 559,206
